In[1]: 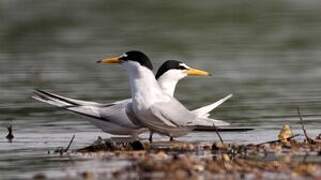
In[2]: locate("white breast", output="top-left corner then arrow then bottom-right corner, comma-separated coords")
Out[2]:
122,61 -> 170,111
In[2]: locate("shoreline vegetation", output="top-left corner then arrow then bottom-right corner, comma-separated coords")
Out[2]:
34,108 -> 321,180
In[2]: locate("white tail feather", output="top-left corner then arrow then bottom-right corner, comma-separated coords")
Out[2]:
192,94 -> 233,118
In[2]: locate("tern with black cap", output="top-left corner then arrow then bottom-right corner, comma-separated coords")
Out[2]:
98,50 -> 230,140
33,55 -> 231,140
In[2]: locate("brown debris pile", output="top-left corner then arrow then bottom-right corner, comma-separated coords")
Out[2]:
126,153 -> 320,179
74,132 -> 321,180
67,117 -> 321,180
77,137 -> 145,152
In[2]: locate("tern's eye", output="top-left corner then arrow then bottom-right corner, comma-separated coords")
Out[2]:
119,54 -> 128,61
177,65 -> 187,70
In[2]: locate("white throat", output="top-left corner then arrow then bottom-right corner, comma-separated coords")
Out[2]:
157,70 -> 186,97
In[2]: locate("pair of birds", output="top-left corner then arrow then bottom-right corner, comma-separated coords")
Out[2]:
33,51 -> 232,142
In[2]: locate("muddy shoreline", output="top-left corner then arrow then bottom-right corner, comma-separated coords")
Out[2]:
35,130 -> 321,180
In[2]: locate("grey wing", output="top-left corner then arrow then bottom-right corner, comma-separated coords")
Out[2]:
64,99 -> 139,129
125,102 -> 145,126
32,90 -> 139,128
150,99 -> 222,127
149,99 -> 197,127
97,100 -> 139,129
100,98 -> 131,106
33,89 -> 102,106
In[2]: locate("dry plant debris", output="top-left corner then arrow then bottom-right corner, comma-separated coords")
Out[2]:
72,128 -> 321,180
278,124 -> 294,143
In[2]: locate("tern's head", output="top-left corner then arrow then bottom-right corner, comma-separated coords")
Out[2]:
156,60 -> 211,96
97,50 -> 153,71
156,60 -> 211,80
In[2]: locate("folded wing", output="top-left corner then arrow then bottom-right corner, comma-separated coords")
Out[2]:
32,89 -> 137,128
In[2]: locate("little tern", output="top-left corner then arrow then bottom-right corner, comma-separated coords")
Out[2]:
98,50 -> 230,140
33,59 -> 231,139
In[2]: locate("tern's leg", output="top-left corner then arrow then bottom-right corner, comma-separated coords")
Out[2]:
169,136 -> 174,141
149,131 -> 154,143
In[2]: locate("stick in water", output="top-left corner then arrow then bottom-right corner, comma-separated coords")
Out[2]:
213,123 -> 224,144
297,107 -> 315,144
64,134 -> 76,152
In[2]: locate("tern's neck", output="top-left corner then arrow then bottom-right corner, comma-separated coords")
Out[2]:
124,64 -> 166,107
157,76 -> 178,97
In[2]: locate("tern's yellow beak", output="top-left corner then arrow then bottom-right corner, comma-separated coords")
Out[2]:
185,67 -> 211,76
97,56 -> 121,64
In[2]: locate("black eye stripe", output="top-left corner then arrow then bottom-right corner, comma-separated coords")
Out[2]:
177,66 -> 187,70
156,60 -> 185,79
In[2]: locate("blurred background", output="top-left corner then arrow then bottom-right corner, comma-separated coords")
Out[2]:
1,0 -> 321,178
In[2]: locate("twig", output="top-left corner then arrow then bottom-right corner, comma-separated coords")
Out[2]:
256,134 -> 301,146
54,134 -> 76,155
213,123 -> 224,144
64,134 -> 75,152
297,107 -> 315,144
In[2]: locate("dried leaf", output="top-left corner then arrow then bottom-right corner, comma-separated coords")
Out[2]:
278,124 -> 294,143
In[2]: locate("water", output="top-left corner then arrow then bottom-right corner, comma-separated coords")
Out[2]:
1,0 -> 321,179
